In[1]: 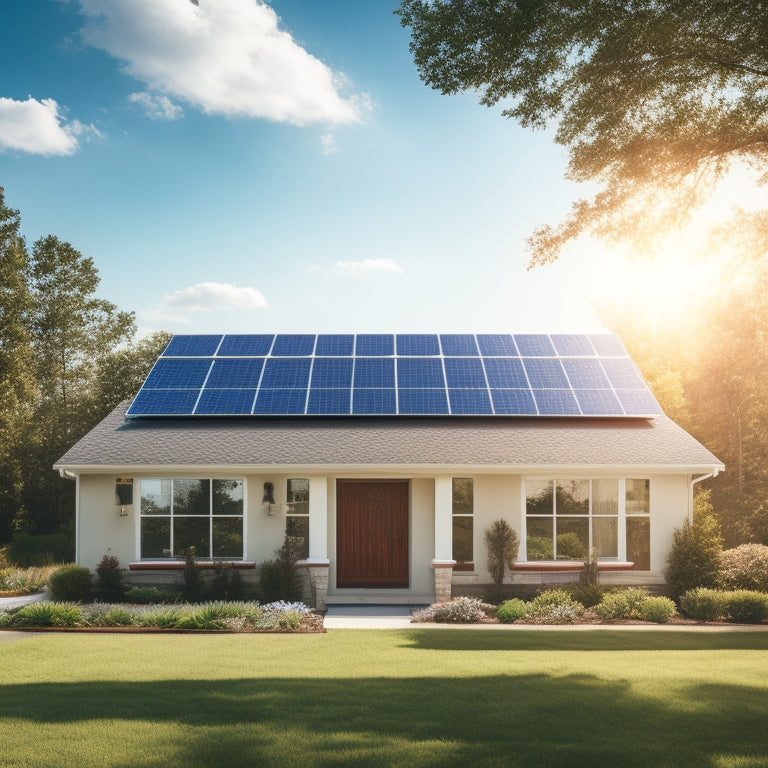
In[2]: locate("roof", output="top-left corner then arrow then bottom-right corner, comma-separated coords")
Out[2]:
54,401 -> 724,475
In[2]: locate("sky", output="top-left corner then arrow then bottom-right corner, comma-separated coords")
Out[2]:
0,0 -> 763,338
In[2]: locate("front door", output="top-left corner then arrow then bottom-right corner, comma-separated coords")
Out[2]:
336,480 -> 409,588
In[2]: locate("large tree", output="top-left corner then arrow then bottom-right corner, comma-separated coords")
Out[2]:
397,0 -> 768,264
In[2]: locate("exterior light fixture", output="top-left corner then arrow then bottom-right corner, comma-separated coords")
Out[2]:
116,478 -> 133,517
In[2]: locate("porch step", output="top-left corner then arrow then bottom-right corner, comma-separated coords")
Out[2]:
324,604 -> 428,617
324,594 -> 433,607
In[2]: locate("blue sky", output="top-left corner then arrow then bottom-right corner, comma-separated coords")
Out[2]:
0,0 -> 757,337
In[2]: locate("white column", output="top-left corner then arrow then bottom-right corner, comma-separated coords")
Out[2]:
308,476 -> 329,563
432,475 -> 455,565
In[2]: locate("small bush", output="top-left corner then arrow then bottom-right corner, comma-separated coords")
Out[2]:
638,596 -> 677,623
48,565 -> 92,602
723,590 -> 768,624
135,606 -> 187,628
9,602 -> 85,627
0,565 -> 56,595
412,597 -> 490,623
497,598 -> 527,623
259,535 -> 305,602
718,544 -> 768,592
527,589 -> 584,624
95,554 -> 126,602
595,588 -> 650,621
124,586 -> 165,604
680,588 -> 728,621
484,519 -> 519,603
89,606 -> 134,627
568,583 -> 605,608
182,549 -> 204,602
209,561 -> 245,601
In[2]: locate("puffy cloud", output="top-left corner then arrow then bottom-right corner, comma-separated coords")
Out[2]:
0,97 -> 88,156
77,0 -> 365,125
337,258 -> 403,277
320,134 -> 338,155
128,92 -> 183,120
161,282 -> 268,312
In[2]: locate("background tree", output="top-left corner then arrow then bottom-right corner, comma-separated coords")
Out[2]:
397,0 -> 768,264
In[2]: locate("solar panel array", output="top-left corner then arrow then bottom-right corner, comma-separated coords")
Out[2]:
126,334 -> 662,418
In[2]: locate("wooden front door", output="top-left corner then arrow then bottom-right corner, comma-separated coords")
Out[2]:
336,480 -> 409,588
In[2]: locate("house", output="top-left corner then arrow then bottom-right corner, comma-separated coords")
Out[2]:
54,333 -> 723,608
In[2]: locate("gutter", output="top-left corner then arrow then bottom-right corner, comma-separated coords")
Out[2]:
688,467 -> 722,519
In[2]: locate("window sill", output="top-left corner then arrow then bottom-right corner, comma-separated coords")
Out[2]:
512,561 -> 635,573
129,561 -> 256,571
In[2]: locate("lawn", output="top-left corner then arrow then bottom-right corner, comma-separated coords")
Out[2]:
1,629 -> 767,768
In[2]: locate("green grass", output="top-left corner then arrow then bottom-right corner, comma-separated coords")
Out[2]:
1,629 -> 767,767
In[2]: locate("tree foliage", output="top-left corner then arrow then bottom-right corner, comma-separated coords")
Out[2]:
397,0 -> 768,263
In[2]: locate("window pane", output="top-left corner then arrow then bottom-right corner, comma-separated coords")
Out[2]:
526,479 -> 553,515
627,517 -> 650,569
174,479 -> 210,516
556,518 -> 588,559
141,478 -> 171,515
526,517 -> 553,560
626,479 -> 650,514
287,478 -> 310,515
213,518 -> 244,559
174,517 -> 210,558
286,516 -> 310,560
556,480 -> 589,515
452,478 -> 473,516
212,480 -> 244,516
592,479 -> 618,516
452,516 -> 473,563
593,517 -> 618,559
141,518 -> 170,558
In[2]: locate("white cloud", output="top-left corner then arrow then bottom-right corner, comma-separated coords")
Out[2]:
337,258 -> 403,277
0,97 -> 88,156
320,133 -> 338,155
161,282 -> 268,312
128,91 -> 183,120
76,0 -> 365,125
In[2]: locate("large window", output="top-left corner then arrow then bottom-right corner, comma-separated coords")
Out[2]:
140,478 -> 244,559
286,478 -> 310,559
525,478 -> 650,569
452,478 -> 473,567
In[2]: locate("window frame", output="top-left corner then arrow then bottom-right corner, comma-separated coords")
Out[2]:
452,477 -> 474,570
285,478 -> 310,560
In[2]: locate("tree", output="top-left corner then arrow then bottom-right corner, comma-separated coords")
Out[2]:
397,0 -> 768,264
484,518 -> 519,602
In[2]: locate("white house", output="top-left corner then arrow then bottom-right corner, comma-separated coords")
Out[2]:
54,333 -> 723,608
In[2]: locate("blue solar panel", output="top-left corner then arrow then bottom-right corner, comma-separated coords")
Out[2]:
523,358 -> 569,389
477,334 -> 518,356
311,358 -> 353,388
397,358 -> 445,388
195,389 -> 257,415
448,389 -> 493,414
307,388 -> 351,414
315,334 -> 354,356
514,334 -> 556,356
260,358 -> 311,388
128,332 -> 659,419
353,388 -> 397,414
444,357 -> 487,388
206,358 -> 264,388
128,389 -> 200,415
398,388 -> 449,414
271,334 -> 315,356
144,359 -> 212,389
356,334 -> 394,356
253,389 -> 307,414
163,335 -> 222,357
354,358 -> 395,388
440,334 -> 479,356
396,334 -> 440,356
217,335 -> 274,356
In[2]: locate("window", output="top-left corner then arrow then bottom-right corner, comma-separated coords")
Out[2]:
452,478 -> 473,567
286,478 -> 310,560
525,478 -> 650,568
140,478 -> 244,559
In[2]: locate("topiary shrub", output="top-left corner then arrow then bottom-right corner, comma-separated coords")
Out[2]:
680,588 -> 728,621
48,564 -> 92,602
497,598 -> 527,623
717,544 -> 768,592
723,590 -> 768,624
484,519 -> 519,603
638,596 -> 677,623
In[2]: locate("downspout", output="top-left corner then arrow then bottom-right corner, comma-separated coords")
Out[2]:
688,469 -> 720,521
57,469 -> 80,564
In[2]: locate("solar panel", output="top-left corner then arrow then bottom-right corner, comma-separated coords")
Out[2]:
126,332 -> 662,418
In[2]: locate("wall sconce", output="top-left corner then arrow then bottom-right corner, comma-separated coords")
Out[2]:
263,482 -> 278,515
116,478 -> 133,517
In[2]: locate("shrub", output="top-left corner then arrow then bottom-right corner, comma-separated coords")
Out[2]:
88,606 -> 134,627
638,596 -> 677,623
568,583 -> 605,608
527,589 -> 584,624
0,565 -> 56,595
484,519 -> 519,603
680,588 -> 728,621
556,532 -> 587,560
723,590 -> 768,624
497,598 -> 527,623
718,544 -> 768,592
95,554 -> 126,602
595,588 -> 650,621
135,606 -> 187,628
9,602 -> 85,627
209,561 -> 246,601
48,564 -> 92,602
124,586 -> 165,604
579,547 -> 600,587
182,548 -> 205,602
260,601 -> 311,630
665,491 -> 723,601
526,536 -> 553,560
412,597 -> 489,623
259,535 -> 305,602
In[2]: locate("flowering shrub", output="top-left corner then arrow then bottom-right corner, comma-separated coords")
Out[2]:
718,544 -> 768,592
0,565 -> 57,595
526,590 -> 584,624
411,596 -> 490,623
